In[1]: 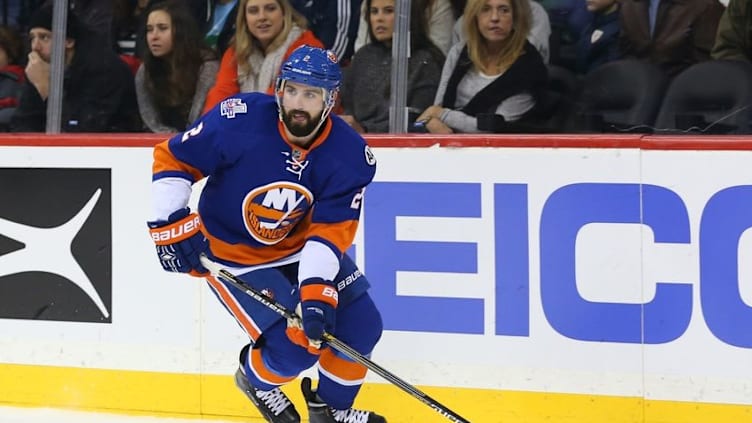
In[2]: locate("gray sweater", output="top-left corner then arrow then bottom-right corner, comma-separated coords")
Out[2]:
341,43 -> 443,133
435,42 -> 535,133
135,60 -> 219,133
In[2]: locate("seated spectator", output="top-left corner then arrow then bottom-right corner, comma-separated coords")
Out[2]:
354,0 -> 456,55
712,0 -> 752,62
202,0 -> 323,113
42,0 -> 115,46
11,5 -> 141,132
340,0 -> 444,133
0,25 -> 25,129
417,0 -> 547,133
575,0 -> 620,74
136,1 -> 219,133
0,0 -> 22,29
289,0 -> 360,63
452,0 -> 551,63
125,1 -> 237,60
201,0 -> 239,56
619,0 -> 724,78
537,0 -> 591,67
112,0 -> 150,56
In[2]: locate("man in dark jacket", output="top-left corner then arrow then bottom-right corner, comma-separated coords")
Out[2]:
712,0 -> 752,62
11,5 -> 141,132
289,0 -> 361,63
619,0 -> 724,78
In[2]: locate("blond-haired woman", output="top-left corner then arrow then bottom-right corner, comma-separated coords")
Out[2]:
416,0 -> 547,133
202,0 -> 323,113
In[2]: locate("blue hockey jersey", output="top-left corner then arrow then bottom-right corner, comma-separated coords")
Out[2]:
152,93 -> 376,268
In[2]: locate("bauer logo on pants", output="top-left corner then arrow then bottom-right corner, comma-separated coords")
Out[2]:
0,168 -> 112,322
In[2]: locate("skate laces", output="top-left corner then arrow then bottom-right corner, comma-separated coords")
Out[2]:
331,407 -> 371,423
255,387 -> 293,415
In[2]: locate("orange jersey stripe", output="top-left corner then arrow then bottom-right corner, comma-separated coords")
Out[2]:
249,347 -> 297,386
203,225 -> 307,265
206,276 -> 262,340
319,349 -> 367,383
153,140 -> 204,181
308,220 -> 360,255
203,214 -> 312,265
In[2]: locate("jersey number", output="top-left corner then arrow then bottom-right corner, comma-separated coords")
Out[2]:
181,122 -> 204,143
350,188 -> 365,210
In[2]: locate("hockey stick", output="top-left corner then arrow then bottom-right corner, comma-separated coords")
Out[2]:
199,255 -> 471,423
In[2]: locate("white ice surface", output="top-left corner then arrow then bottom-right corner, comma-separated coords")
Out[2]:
0,406 -> 254,423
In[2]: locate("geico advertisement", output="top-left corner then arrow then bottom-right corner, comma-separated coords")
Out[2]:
0,146 -> 750,407
361,147 -> 751,405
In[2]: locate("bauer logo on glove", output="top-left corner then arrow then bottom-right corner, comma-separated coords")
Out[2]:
147,208 -> 209,276
150,214 -> 201,244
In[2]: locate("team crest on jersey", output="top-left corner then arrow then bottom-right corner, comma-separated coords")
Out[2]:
242,182 -> 313,245
220,98 -> 247,119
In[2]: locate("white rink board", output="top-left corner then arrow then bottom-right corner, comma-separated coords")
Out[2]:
0,145 -> 750,406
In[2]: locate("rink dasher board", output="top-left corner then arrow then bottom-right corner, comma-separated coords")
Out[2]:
0,138 -> 750,423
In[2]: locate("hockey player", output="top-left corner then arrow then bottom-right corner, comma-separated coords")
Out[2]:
147,45 -> 386,423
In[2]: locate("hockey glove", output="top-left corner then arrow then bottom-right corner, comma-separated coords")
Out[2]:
286,277 -> 338,354
148,208 -> 209,276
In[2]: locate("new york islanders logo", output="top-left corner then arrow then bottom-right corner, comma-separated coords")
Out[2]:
242,182 -> 313,245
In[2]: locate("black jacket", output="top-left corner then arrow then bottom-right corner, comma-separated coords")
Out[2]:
11,33 -> 141,132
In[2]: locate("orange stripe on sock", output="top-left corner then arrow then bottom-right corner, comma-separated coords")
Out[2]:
249,348 -> 297,386
319,348 -> 367,382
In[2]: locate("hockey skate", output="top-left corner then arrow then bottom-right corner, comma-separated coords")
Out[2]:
234,367 -> 301,423
301,377 -> 387,423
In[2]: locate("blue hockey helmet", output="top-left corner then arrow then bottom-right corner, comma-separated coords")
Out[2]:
276,45 -> 342,107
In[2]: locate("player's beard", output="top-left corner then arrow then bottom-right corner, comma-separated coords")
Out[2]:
282,107 -> 323,137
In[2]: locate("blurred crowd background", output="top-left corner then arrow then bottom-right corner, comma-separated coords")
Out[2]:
0,0 -> 748,135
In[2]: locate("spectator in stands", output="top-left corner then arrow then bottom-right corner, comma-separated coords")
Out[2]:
575,0 -> 620,74
113,0 -> 150,56
196,0 -> 239,56
41,0 -> 114,47
712,0 -> 752,62
417,0 -> 547,133
619,0 -> 724,78
136,1 -> 218,133
202,0 -> 323,113
11,5 -> 141,132
289,0 -> 360,63
125,1 -> 237,59
0,0 -> 22,29
537,0 -> 591,68
452,0 -> 551,63
340,0 -> 444,133
354,0 -> 456,55
0,25 -> 24,129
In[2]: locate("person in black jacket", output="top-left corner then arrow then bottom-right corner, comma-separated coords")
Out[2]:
575,0 -> 620,74
289,0 -> 361,63
416,0 -> 548,133
11,5 -> 142,132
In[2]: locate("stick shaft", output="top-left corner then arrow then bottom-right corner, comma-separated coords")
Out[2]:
200,257 -> 471,423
